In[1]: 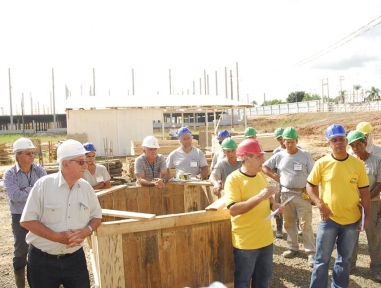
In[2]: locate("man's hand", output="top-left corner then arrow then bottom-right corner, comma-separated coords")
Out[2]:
213,180 -> 223,197
258,186 -> 279,200
317,203 -> 334,221
153,178 -> 165,189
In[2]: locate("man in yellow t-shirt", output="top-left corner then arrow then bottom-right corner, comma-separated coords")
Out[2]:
306,124 -> 370,288
225,139 -> 280,288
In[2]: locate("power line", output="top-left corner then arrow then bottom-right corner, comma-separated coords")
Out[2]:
295,15 -> 381,67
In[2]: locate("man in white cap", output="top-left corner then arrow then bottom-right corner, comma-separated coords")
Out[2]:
3,137 -> 47,288
169,124 -> 178,140
20,139 -> 102,288
134,136 -> 170,189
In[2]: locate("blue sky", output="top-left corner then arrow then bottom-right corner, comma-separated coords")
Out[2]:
1,0 -> 381,114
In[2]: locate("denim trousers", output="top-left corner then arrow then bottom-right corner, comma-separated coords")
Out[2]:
11,214 -> 29,271
27,246 -> 90,288
310,219 -> 358,288
233,244 -> 273,288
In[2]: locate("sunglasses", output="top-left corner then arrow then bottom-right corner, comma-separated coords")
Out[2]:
23,151 -> 35,156
70,159 -> 88,165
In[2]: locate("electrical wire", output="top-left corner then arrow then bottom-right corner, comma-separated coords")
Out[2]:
295,15 -> 381,67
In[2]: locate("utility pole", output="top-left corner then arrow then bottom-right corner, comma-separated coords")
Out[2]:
215,71 -> 218,96
169,69 -> 172,95
322,78 -> 329,111
132,69 -> 135,95
8,68 -> 14,130
93,68 -> 96,96
52,69 -> 56,129
236,62 -> 240,102
339,76 -> 344,102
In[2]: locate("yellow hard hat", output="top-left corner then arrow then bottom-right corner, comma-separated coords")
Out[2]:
356,122 -> 373,134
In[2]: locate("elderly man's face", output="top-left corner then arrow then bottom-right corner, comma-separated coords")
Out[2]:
16,149 -> 36,166
144,147 -> 158,159
65,156 -> 88,178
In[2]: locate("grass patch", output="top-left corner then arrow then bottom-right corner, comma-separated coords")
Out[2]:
0,133 -> 66,145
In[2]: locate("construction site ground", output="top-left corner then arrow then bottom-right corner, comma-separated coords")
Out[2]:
1,110 -> 381,287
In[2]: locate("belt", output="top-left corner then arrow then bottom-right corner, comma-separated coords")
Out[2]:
282,187 -> 306,192
30,245 -> 81,259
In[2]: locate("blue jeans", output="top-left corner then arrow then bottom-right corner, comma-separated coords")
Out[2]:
233,244 -> 273,288
310,219 -> 358,288
27,246 -> 90,288
11,214 -> 29,271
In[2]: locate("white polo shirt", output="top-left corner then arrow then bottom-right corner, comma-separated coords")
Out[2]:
21,172 -> 102,255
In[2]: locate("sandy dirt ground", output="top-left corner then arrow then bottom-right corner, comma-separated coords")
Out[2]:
1,111 -> 381,287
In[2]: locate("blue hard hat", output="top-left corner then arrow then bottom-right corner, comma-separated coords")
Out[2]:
325,124 -> 346,140
217,130 -> 230,139
177,127 -> 192,138
83,142 -> 96,152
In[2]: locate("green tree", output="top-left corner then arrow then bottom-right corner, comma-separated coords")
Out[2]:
338,90 -> 346,103
302,93 -> 321,101
353,84 -> 362,102
261,99 -> 284,106
251,100 -> 258,106
365,86 -> 381,101
286,91 -> 306,103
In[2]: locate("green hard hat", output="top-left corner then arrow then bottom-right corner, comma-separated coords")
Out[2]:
282,127 -> 298,140
221,138 -> 238,150
274,128 -> 284,139
244,127 -> 257,138
347,130 -> 366,145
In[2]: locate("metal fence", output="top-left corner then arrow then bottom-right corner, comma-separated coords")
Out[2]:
244,100 -> 381,116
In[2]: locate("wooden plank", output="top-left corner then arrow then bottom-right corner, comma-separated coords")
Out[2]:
125,186 -> 139,213
123,232 -> 143,288
161,184 -> 175,215
158,228 -> 177,287
149,187 -> 162,215
208,221 -> 223,283
97,234 -> 125,288
205,196 -> 226,211
175,226 -> 194,287
102,209 -> 156,220
173,184 -> 185,214
193,225 -> 209,286
184,184 -> 199,212
96,185 -> 127,198
140,230 -> 162,287
137,187 -> 151,213
97,210 -> 231,236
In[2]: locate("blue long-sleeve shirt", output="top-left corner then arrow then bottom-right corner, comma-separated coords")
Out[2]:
3,162 -> 47,214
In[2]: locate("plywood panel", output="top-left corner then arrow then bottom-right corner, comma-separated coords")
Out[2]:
158,229 -> 177,287
175,226 -> 194,287
123,232 -> 143,288
97,234 -> 125,288
140,230 -> 162,287
192,225 -> 209,286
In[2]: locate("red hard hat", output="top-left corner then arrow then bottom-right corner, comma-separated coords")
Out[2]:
236,139 -> 264,156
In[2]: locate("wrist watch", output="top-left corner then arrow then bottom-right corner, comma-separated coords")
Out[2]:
87,225 -> 93,235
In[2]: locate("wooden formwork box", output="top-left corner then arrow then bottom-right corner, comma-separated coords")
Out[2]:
91,184 -> 234,288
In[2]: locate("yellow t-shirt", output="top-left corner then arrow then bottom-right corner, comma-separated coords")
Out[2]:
225,170 -> 273,249
307,154 -> 369,225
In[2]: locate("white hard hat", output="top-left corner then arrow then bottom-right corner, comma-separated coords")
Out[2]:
13,138 -> 36,153
142,136 -> 160,148
57,139 -> 87,163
